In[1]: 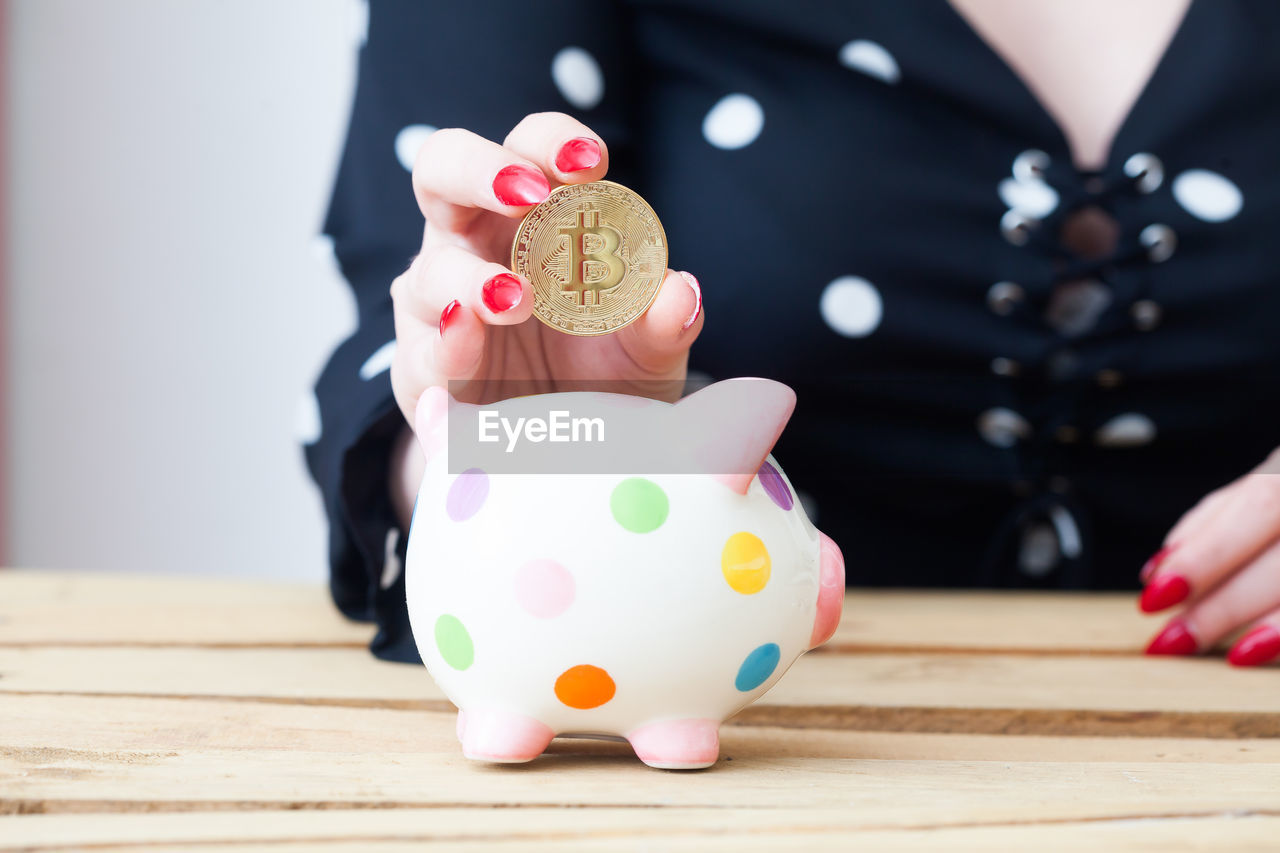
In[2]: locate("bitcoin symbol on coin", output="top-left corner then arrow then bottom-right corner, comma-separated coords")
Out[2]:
512,181 -> 668,336
559,209 -> 627,306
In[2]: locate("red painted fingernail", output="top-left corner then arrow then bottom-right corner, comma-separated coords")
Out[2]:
1145,618 -> 1199,656
438,299 -> 461,336
679,271 -> 702,331
554,137 -> 601,172
1139,543 -> 1177,584
1228,624 -> 1280,667
492,165 -> 550,206
1139,573 -> 1190,613
482,273 -> 523,313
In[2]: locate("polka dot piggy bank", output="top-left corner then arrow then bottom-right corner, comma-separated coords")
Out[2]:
405,378 -> 845,769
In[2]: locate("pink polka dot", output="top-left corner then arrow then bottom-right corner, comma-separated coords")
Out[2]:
515,559 -> 575,618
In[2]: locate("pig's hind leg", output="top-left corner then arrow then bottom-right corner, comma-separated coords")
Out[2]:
627,718 -> 720,770
459,708 -> 555,764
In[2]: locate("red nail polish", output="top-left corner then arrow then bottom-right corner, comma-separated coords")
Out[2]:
492,165 -> 550,206
482,273 -> 523,313
1139,573 -> 1190,613
1139,543 -> 1177,584
439,299 -> 461,335
1228,624 -> 1280,667
1145,618 -> 1199,656
554,137 -> 601,173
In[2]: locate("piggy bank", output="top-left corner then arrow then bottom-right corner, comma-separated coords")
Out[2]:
405,378 -> 844,769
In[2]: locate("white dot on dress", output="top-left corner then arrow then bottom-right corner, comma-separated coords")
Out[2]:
551,46 -> 605,110
295,390 -> 322,445
1171,169 -> 1243,222
394,124 -> 437,172
702,93 -> 765,150
977,407 -> 1031,448
1095,413 -> 1157,447
380,528 -> 402,590
838,40 -> 900,84
359,340 -> 397,381
1018,522 -> 1059,576
796,489 -> 819,523
351,0 -> 369,47
998,176 -> 1059,219
820,276 -> 883,337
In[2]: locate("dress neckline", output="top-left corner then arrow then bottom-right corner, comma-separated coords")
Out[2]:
937,0 -> 1202,174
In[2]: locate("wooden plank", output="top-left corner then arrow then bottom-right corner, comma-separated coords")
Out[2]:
4,695 -> 1280,765
0,573 -> 1158,653
2,739 -> 1277,822
0,571 -> 373,647
2,698 -> 1278,833
2,810 -> 1279,852
3,647 -> 1277,737
830,589 -> 1154,653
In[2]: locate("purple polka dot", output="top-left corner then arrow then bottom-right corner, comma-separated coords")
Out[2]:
758,461 -> 793,510
446,468 -> 489,521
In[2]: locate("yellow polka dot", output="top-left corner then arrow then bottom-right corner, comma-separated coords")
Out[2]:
721,532 -> 771,594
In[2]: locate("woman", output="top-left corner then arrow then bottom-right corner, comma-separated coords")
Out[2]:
305,0 -> 1280,667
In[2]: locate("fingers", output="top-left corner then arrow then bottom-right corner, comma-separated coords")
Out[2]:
1146,537 -> 1280,657
390,298 -> 488,425
1227,612 -> 1280,667
433,299 -> 487,384
616,269 -> 704,375
395,244 -> 534,328
1139,483 -> 1235,584
1139,473 -> 1280,613
413,113 -> 610,235
1158,484 -> 1234,559
503,112 -> 609,183
413,127 -> 552,232
390,243 -> 531,425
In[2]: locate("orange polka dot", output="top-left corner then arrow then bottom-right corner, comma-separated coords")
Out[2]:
554,664 -> 616,709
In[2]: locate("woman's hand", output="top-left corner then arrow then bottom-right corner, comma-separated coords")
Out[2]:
1140,449 -> 1280,666
386,112 -> 703,526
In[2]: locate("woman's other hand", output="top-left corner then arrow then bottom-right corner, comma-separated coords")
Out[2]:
1140,449 -> 1280,666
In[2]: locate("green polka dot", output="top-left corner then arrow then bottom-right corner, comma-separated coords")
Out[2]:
434,614 -> 474,670
610,478 -> 669,533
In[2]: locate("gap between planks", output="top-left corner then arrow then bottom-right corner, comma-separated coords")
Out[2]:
3,805 -> 1280,842
4,689 -> 1279,739
0,641 -> 1144,656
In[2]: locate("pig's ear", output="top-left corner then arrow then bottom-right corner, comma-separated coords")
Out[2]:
414,386 -> 453,460
676,378 -> 796,495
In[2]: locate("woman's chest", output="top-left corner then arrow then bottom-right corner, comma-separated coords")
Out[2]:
948,0 -> 1192,170
628,0 -> 1280,383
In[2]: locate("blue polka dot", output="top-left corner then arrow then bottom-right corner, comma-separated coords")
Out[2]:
734,643 -> 781,692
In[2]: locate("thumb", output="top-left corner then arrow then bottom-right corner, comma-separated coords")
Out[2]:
616,269 -> 703,375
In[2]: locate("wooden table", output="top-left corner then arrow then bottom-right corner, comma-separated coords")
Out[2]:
1,571 -> 1278,851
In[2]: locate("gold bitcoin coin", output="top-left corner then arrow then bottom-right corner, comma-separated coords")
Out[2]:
511,180 -> 668,336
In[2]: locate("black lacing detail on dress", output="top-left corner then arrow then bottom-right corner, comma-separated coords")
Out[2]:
984,153 -> 1171,587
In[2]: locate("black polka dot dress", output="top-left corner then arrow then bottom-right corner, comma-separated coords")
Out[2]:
305,0 -> 1280,662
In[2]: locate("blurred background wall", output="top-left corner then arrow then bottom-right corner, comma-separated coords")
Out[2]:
4,0 -> 366,578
